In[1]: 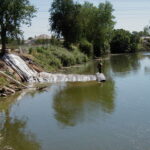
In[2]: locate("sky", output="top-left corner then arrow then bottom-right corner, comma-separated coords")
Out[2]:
22,0 -> 150,39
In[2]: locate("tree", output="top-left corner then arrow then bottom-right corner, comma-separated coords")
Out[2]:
50,0 -> 81,47
130,31 -> 140,52
143,25 -> 150,36
110,29 -> 141,53
110,29 -> 131,53
49,0 -> 115,55
76,1 -> 115,56
79,39 -> 93,57
92,2 -> 115,56
77,2 -> 97,40
0,0 -> 36,54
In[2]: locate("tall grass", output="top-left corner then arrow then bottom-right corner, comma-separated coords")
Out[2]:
29,45 -> 88,72
0,76 -> 9,88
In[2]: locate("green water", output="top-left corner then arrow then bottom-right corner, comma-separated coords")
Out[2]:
0,52 -> 150,150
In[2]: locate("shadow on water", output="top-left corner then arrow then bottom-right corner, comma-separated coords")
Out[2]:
53,80 -> 116,127
0,94 -> 41,150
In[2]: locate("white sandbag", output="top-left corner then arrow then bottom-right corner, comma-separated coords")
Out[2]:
96,72 -> 106,82
3,54 -> 97,83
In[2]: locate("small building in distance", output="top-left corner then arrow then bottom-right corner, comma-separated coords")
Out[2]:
25,34 -> 51,45
34,34 -> 51,40
141,36 -> 150,40
141,36 -> 150,50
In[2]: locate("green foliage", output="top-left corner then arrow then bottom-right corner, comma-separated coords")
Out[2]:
29,45 -> 88,72
34,39 -> 51,45
29,36 -> 62,46
77,2 -> 97,40
52,48 -> 76,66
110,29 -> 140,53
110,29 -> 131,53
0,0 -> 36,53
92,2 -> 115,56
138,26 -> 150,50
50,36 -> 62,46
130,32 -> 141,52
29,47 -> 61,71
49,0 -> 115,56
50,0 -> 81,45
141,38 -> 150,50
143,26 -> 150,36
72,49 -> 88,64
0,76 -> 8,87
79,39 -> 93,57
28,37 -> 33,40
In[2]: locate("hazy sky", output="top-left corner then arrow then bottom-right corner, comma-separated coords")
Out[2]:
22,0 -> 150,39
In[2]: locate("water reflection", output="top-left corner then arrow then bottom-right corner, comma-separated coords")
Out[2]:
0,94 -> 41,150
110,54 -> 141,76
0,52 -> 149,150
53,80 -> 115,126
63,56 -> 111,76
145,66 -> 150,74
62,61 -> 97,75
64,54 -> 142,79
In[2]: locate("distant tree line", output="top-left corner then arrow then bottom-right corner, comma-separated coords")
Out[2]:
110,29 -> 140,53
49,0 -> 150,56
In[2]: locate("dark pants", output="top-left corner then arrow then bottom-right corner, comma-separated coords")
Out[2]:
98,67 -> 102,73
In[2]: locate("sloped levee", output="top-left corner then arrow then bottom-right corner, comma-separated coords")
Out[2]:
3,54 -> 97,83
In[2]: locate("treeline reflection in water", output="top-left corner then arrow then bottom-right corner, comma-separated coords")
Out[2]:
0,79 -> 116,149
53,81 -> 115,126
0,94 -> 41,150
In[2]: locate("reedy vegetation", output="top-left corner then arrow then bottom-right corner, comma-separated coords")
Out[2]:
29,45 -> 88,72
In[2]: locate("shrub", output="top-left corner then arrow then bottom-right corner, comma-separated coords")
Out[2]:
73,48 -> 88,64
29,47 -> 33,54
52,47 -> 76,66
34,39 -> 51,45
50,36 -> 62,46
0,76 -> 8,87
110,29 -> 140,53
28,45 -> 88,72
79,39 -> 93,57
29,47 -> 62,71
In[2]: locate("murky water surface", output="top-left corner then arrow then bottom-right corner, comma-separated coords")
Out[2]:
0,53 -> 150,150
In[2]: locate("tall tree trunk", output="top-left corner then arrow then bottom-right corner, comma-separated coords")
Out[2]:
1,29 -> 6,55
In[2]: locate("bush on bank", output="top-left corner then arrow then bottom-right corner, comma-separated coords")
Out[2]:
29,45 -> 88,72
79,39 -> 93,57
110,29 -> 141,53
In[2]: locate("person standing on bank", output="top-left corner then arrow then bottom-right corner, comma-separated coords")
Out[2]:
97,59 -> 103,73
